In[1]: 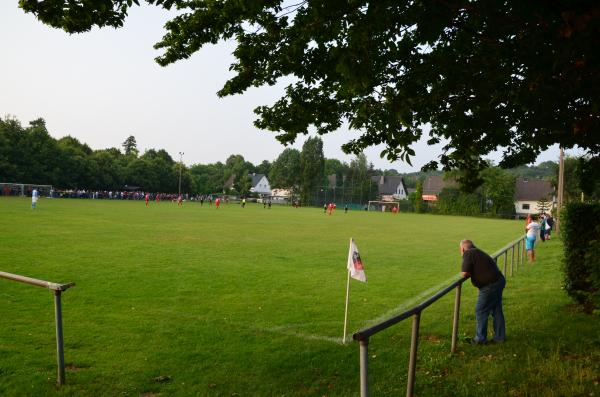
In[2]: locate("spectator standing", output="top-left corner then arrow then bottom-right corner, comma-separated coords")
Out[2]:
545,214 -> 554,240
460,239 -> 506,344
526,215 -> 541,262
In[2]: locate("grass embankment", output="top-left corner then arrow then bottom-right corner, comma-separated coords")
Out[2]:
0,198 -> 597,396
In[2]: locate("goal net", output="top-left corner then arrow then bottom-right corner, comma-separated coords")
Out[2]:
367,201 -> 400,212
0,183 -> 53,197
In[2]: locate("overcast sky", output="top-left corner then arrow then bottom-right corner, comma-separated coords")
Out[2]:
1,2 -> 578,172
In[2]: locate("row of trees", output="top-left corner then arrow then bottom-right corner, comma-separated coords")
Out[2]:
3,116 -> 597,208
0,117 -> 194,193
0,116 -> 379,201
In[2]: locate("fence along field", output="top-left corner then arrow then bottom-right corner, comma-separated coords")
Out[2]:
0,197 -> 524,396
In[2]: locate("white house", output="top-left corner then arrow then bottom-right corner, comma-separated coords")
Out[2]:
514,178 -> 555,216
250,173 -> 271,196
370,175 -> 408,200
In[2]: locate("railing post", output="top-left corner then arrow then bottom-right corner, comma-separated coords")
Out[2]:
360,338 -> 369,397
451,283 -> 461,354
511,246 -> 515,276
406,312 -> 421,397
516,240 -> 520,270
503,251 -> 507,274
54,290 -> 66,386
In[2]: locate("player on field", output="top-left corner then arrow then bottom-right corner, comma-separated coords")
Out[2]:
31,188 -> 39,209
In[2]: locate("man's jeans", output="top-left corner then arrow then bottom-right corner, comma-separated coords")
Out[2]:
474,276 -> 506,343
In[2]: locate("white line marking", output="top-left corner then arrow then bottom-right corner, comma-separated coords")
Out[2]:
361,274 -> 461,329
262,324 -> 344,344
261,275 -> 462,344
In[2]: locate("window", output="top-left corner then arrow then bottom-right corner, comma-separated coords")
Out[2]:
522,203 -> 530,210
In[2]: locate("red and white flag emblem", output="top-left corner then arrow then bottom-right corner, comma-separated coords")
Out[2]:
347,239 -> 366,282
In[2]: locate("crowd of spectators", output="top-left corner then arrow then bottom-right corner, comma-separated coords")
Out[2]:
0,185 -> 217,202
49,190 -> 216,202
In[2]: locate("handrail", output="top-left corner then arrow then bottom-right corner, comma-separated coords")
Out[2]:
0,271 -> 74,291
352,235 -> 526,397
353,278 -> 467,341
491,235 -> 524,260
0,271 -> 75,386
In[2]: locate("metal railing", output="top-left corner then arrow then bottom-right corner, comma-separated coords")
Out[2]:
0,271 -> 75,386
352,235 -> 526,397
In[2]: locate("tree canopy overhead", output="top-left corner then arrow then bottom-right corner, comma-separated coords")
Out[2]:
19,0 -> 600,188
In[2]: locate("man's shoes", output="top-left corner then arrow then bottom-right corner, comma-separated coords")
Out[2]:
490,338 -> 505,344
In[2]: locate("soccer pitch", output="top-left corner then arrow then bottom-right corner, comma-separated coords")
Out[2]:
0,198 -> 523,396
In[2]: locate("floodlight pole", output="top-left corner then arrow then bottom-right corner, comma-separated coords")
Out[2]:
178,152 -> 184,197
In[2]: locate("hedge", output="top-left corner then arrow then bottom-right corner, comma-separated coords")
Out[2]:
561,203 -> 600,313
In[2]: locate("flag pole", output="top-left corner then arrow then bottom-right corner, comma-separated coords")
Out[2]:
343,238 -> 353,344
343,268 -> 351,344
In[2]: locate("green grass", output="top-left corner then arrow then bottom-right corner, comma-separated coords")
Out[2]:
0,197 -> 597,396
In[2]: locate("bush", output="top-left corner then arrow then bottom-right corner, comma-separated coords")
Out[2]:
436,187 -> 481,216
561,203 -> 600,313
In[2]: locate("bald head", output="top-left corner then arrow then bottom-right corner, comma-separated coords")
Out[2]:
460,239 -> 475,255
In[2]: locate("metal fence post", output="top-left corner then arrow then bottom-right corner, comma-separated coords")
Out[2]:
503,251 -> 507,274
360,338 -> 369,397
451,284 -> 461,354
406,312 -> 421,397
54,290 -> 65,386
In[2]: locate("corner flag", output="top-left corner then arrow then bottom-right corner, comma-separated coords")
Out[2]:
343,238 -> 366,343
347,238 -> 366,282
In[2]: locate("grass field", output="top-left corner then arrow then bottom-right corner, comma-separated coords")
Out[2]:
0,197 -> 598,396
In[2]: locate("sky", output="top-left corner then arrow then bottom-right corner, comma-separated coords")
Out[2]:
0,2 -> 579,172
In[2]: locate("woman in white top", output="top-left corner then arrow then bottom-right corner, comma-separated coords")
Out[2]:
525,216 -> 541,262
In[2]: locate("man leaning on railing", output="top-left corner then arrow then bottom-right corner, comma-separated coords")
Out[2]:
460,239 -> 506,345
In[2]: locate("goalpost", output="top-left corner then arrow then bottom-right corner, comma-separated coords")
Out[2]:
367,201 -> 400,213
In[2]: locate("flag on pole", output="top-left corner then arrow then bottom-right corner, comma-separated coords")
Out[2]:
347,238 -> 366,282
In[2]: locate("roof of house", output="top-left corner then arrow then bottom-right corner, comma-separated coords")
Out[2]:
422,175 -> 456,195
514,178 -> 554,201
251,173 -> 267,188
370,175 -> 406,195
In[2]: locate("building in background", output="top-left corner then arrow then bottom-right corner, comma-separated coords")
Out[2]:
250,173 -> 271,196
514,178 -> 555,216
370,175 -> 408,200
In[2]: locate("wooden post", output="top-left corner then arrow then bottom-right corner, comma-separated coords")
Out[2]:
556,147 -> 564,235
